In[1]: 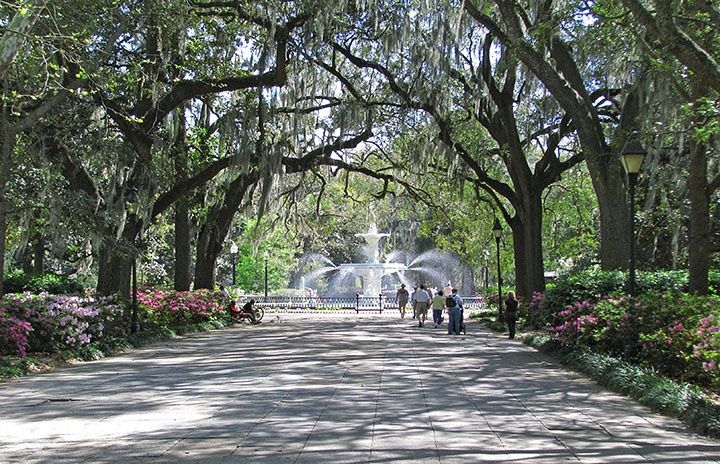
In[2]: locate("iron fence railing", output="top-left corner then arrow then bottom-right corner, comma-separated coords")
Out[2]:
239,295 -> 488,313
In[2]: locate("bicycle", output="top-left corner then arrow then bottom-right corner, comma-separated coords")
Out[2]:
229,301 -> 264,324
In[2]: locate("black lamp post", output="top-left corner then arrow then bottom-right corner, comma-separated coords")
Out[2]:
619,132 -> 647,297
126,186 -> 140,334
263,250 -> 269,302
492,218 -> 503,321
230,243 -> 238,287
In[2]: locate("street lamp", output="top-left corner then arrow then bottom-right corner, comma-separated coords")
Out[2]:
126,186 -> 140,334
492,218 -> 503,321
620,131 -> 647,297
230,243 -> 238,287
263,250 -> 269,302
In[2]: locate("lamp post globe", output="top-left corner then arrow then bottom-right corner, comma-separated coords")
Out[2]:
492,218 -> 503,321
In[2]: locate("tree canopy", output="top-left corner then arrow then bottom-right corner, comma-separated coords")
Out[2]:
3,0 -> 720,300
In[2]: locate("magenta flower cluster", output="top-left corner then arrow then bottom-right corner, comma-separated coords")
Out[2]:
0,292 -> 124,357
137,288 -> 229,327
695,313 -> 720,373
542,291 -> 720,387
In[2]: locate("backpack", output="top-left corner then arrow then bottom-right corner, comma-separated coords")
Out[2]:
446,295 -> 456,308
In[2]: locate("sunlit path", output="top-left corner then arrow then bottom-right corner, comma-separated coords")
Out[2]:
1,313 -> 718,463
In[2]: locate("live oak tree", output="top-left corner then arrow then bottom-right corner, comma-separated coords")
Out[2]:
618,0 -> 720,293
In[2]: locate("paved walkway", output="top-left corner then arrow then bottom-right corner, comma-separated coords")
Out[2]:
1,312 -> 719,463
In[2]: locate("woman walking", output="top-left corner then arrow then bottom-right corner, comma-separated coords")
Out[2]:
504,291 -> 519,339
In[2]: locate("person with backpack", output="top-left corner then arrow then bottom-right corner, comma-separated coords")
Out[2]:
447,291 -> 462,335
452,288 -> 465,334
432,290 -> 445,328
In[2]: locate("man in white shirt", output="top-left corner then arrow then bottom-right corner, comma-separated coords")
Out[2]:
414,285 -> 431,327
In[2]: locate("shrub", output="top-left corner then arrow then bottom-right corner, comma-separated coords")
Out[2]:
544,290 -> 720,389
137,288 -> 230,328
694,311 -> 720,378
0,293 -> 125,357
3,272 -> 85,295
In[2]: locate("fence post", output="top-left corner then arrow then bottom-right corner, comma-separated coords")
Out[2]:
379,293 -> 383,313
356,293 -> 360,314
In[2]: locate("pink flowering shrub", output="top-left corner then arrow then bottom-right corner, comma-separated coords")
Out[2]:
137,288 -> 229,327
0,293 -> 125,357
695,312 -> 720,377
545,290 -> 720,387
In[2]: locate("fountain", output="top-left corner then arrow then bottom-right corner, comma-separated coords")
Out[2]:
297,225 -> 458,297
336,225 -> 407,296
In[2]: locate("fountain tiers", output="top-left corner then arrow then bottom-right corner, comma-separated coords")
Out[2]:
337,262 -> 406,296
339,226 -> 406,296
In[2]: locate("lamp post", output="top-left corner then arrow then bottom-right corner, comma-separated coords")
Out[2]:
230,243 -> 238,287
126,186 -> 140,334
492,218 -> 503,321
263,250 -> 269,302
619,132 -> 647,297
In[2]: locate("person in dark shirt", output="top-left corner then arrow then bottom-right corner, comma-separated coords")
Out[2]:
242,299 -> 260,324
504,291 -> 519,339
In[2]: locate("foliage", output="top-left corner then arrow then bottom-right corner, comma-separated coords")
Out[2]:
532,269 -> 720,326
230,216 -> 301,293
0,293 -> 125,357
3,272 -> 85,295
544,291 -> 719,389
137,287 -> 230,327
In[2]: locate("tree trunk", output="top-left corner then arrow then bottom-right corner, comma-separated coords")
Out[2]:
0,117 -> 15,296
193,172 -> 257,289
173,110 -> 192,291
591,164 -> 632,271
510,188 -> 546,301
32,230 -> 45,275
174,199 -> 192,291
97,242 -> 132,298
193,222 -> 222,290
688,139 -> 710,295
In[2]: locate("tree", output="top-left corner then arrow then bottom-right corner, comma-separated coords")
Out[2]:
465,0 -> 641,273
315,4 -> 587,298
618,0 -> 720,293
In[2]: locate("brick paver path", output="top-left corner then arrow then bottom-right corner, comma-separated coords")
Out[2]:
1,312 -> 718,463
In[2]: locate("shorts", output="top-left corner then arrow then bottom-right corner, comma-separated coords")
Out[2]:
415,301 -> 429,315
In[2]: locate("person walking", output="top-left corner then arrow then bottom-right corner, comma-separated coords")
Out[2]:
396,284 -> 410,319
504,291 -> 519,339
432,290 -> 445,328
443,282 -> 453,298
446,291 -> 461,335
414,285 -> 431,327
410,286 -> 418,319
452,288 -> 465,334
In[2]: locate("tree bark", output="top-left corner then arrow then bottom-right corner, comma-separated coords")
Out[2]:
194,172 -> 258,289
688,139 -> 710,295
173,110 -> 192,291
174,198 -> 192,291
510,187 -> 546,300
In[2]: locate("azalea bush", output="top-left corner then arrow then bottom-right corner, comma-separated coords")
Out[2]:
695,312 -> 720,377
137,288 -> 230,327
544,291 -> 720,388
0,293 -> 125,357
